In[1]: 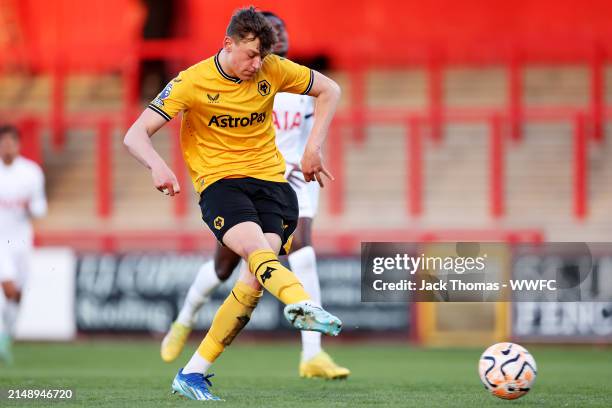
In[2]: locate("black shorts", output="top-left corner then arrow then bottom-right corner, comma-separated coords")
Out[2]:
199,177 -> 299,255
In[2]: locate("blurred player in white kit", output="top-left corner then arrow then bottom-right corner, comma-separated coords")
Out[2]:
0,125 -> 47,364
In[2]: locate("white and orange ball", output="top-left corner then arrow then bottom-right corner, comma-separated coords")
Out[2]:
478,342 -> 537,400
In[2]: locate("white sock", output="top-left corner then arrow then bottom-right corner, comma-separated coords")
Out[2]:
289,246 -> 322,361
176,261 -> 221,327
3,301 -> 18,335
0,295 -> 6,335
182,351 -> 213,375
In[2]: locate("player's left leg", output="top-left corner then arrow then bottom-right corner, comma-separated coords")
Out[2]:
180,234 -> 274,375
0,288 -> 10,365
289,218 -> 350,379
0,251 -> 21,365
172,268 -> 261,401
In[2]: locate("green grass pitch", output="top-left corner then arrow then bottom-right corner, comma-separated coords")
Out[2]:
1,341 -> 611,407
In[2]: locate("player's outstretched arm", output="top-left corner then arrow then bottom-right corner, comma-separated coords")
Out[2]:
301,71 -> 341,187
123,109 -> 181,196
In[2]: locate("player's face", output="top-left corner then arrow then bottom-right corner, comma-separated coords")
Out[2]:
227,36 -> 265,81
0,133 -> 19,163
265,16 -> 288,57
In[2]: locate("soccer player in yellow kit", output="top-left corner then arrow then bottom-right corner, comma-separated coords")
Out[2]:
161,10 -> 349,381
123,7 -> 342,401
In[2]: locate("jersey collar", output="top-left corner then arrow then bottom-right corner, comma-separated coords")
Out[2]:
214,51 -> 242,83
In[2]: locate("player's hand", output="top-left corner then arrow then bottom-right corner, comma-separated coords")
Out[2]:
151,163 -> 180,196
300,144 -> 334,187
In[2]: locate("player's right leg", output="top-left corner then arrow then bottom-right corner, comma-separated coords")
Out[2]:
181,226 -> 340,379
197,178 -> 335,319
161,244 -> 240,363
222,221 -> 341,335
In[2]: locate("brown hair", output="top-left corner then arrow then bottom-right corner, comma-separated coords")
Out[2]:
226,6 -> 277,55
0,124 -> 20,141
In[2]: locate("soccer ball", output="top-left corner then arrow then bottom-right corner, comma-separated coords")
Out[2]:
478,342 -> 537,400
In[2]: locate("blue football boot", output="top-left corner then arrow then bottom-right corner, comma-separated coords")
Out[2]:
171,368 -> 222,401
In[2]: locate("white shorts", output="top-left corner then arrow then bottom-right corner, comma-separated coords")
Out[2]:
284,163 -> 319,219
0,246 -> 30,288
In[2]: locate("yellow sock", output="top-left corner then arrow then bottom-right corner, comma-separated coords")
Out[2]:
196,281 -> 262,363
248,249 -> 310,304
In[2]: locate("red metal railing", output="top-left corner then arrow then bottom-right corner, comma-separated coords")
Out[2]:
330,105 -> 593,220
489,115 -> 504,218
508,57 -> 523,141
17,117 -> 42,164
590,47 -> 605,142
574,113 -> 588,219
8,114 -> 188,221
407,118 -> 422,216
96,120 -> 112,218
428,60 -> 443,142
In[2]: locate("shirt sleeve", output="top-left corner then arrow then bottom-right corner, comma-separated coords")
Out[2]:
148,69 -> 194,121
273,56 -> 314,95
28,165 -> 47,219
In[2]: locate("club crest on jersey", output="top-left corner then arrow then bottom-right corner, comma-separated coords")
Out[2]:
152,81 -> 174,107
207,93 -> 220,103
214,216 -> 224,230
258,79 -> 271,96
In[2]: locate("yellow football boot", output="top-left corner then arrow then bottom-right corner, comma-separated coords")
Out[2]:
299,351 -> 351,379
161,322 -> 192,363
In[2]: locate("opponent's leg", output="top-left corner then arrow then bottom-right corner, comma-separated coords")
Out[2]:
290,218 -> 350,379
289,218 -> 321,359
0,250 -> 20,366
177,244 -> 240,326
0,280 -> 20,365
161,244 -> 240,362
0,290 -> 9,365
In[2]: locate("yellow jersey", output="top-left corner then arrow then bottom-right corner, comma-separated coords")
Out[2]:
148,52 -> 314,193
